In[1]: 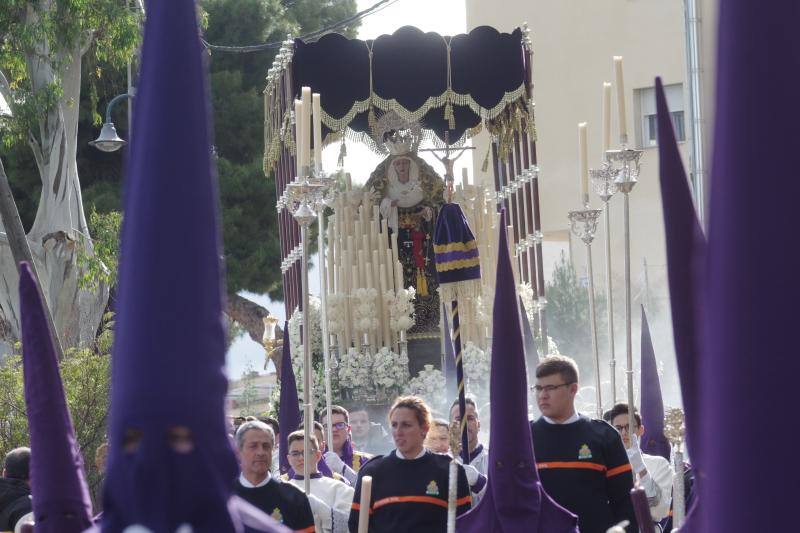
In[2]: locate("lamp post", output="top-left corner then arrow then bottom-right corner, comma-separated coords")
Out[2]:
89,93 -> 132,152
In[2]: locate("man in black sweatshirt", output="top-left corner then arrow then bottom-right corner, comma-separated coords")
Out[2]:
0,447 -> 32,532
234,420 -> 316,532
529,356 -> 637,533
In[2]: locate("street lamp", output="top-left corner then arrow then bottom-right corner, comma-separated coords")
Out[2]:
89,93 -> 132,152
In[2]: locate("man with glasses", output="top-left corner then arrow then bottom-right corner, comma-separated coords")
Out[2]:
284,431 -> 354,533
320,406 -> 373,484
603,403 -> 674,523
529,356 -> 638,533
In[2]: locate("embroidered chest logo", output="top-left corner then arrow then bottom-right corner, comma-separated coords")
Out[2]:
425,480 -> 440,496
271,508 -> 283,523
578,444 -> 593,460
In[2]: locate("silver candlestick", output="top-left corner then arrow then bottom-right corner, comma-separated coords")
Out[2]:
605,146 -> 643,436
311,165 -> 338,453
286,170 -> 323,495
568,205 -> 603,419
591,164 -> 621,404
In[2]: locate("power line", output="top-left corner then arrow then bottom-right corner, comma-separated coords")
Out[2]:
202,0 -> 402,54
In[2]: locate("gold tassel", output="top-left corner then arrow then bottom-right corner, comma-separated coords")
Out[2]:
416,268 -> 429,296
368,106 -> 377,136
338,135 -> 347,168
445,101 -> 455,131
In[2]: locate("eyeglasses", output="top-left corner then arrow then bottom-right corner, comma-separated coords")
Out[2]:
288,450 -> 317,458
613,424 -> 630,434
531,383 -> 574,394
331,422 -> 348,430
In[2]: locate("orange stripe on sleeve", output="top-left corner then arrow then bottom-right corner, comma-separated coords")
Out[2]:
536,461 -> 608,473
606,463 -> 633,477
456,495 -> 472,506
294,527 -> 316,533
351,503 -> 360,510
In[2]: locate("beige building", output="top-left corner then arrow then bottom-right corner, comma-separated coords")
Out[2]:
466,0 -> 717,405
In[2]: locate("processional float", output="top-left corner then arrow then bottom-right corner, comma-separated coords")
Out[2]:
261,23 -> 550,495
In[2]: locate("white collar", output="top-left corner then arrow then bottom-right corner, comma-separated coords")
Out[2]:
395,448 -> 427,460
239,471 -> 271,488
542,411 -> 580,425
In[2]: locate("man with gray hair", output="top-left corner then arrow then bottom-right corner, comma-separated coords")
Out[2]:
0,447 -> 32,532
234,421 -> 315,531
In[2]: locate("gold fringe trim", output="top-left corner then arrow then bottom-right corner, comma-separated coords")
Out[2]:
439,279 -> 483,303
435,257 -> 481,272
433,241 -> 478,254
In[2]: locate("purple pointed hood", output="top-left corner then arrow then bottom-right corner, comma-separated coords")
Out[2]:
101,0 -> 241,530
638,306 -> 670,460
655,77 -> 706,530
700,1 -> 800,530
278,322 -> 300,475
19,262 -> 93,532
457,210 -> 577,532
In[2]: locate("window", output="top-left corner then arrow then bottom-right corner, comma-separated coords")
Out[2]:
636,83 -> 686,147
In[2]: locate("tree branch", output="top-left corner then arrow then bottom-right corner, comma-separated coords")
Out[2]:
0,69 -> 15,112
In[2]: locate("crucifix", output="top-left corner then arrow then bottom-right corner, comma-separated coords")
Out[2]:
419,132 -> 476,201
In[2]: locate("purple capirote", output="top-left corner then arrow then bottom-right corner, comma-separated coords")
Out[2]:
20,262 -> 93,533
99,0 -> 286,531
456,210 -> 577,532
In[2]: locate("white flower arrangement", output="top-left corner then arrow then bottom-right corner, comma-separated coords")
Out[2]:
463,341 -> 490,396
352,288 -> 379,333
518,282 -> 537,325
371,346 -> 409,391
475,290 -> 494,330
288,296 -> 323,363
384,286 -> 416,332
336,347 -> 373,390
326,293 -> 347,337
405,364 -> 447,411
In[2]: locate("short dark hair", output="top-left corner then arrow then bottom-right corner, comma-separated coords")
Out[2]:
603,403 -> 642,426
321,405 -> 349,424
299,420 -> 324,433
259,416 -> 279,436
535,355 -> 579,384
287,430 -> 320,451
3,447 -> 31,480
449,397 -> 478,420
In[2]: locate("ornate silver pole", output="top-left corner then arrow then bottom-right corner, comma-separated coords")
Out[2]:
591,165 -> 620,403
287,172 -> 322,496
312,167 -> 336,452
665,408 -> 687,530
606,146 -> 643,435
568,205 -> 603,419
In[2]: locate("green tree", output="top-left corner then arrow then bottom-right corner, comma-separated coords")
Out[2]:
0,313 -> 114,506
0,0 -> 140,353
545,252 -> 607,381
203,0 -> 359,345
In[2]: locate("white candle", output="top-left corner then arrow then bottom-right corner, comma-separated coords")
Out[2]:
301,87 -> 312,170
613,56 -> 627,143
294,99 -> 303,177
462,167 -> 469,189
386,248 -> 396,293
312,93 -> 322,171
395,260 -> 404,292
602,82 -> 612,154
578,122 -> 589,203
357,476 -> 373,533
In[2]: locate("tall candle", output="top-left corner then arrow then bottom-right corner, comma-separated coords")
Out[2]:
613,56 -> 627,143
462,167 -> 469,189
395,260 -> 404,292
301,87 -> 312,170
358,249 -> 367,290
386,248 -> 396,293
294,99 -> 303,177
602,82 -> 612,154
312,93 -> 322,170
357,476 -> 373,533
578,122 -> 589,204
